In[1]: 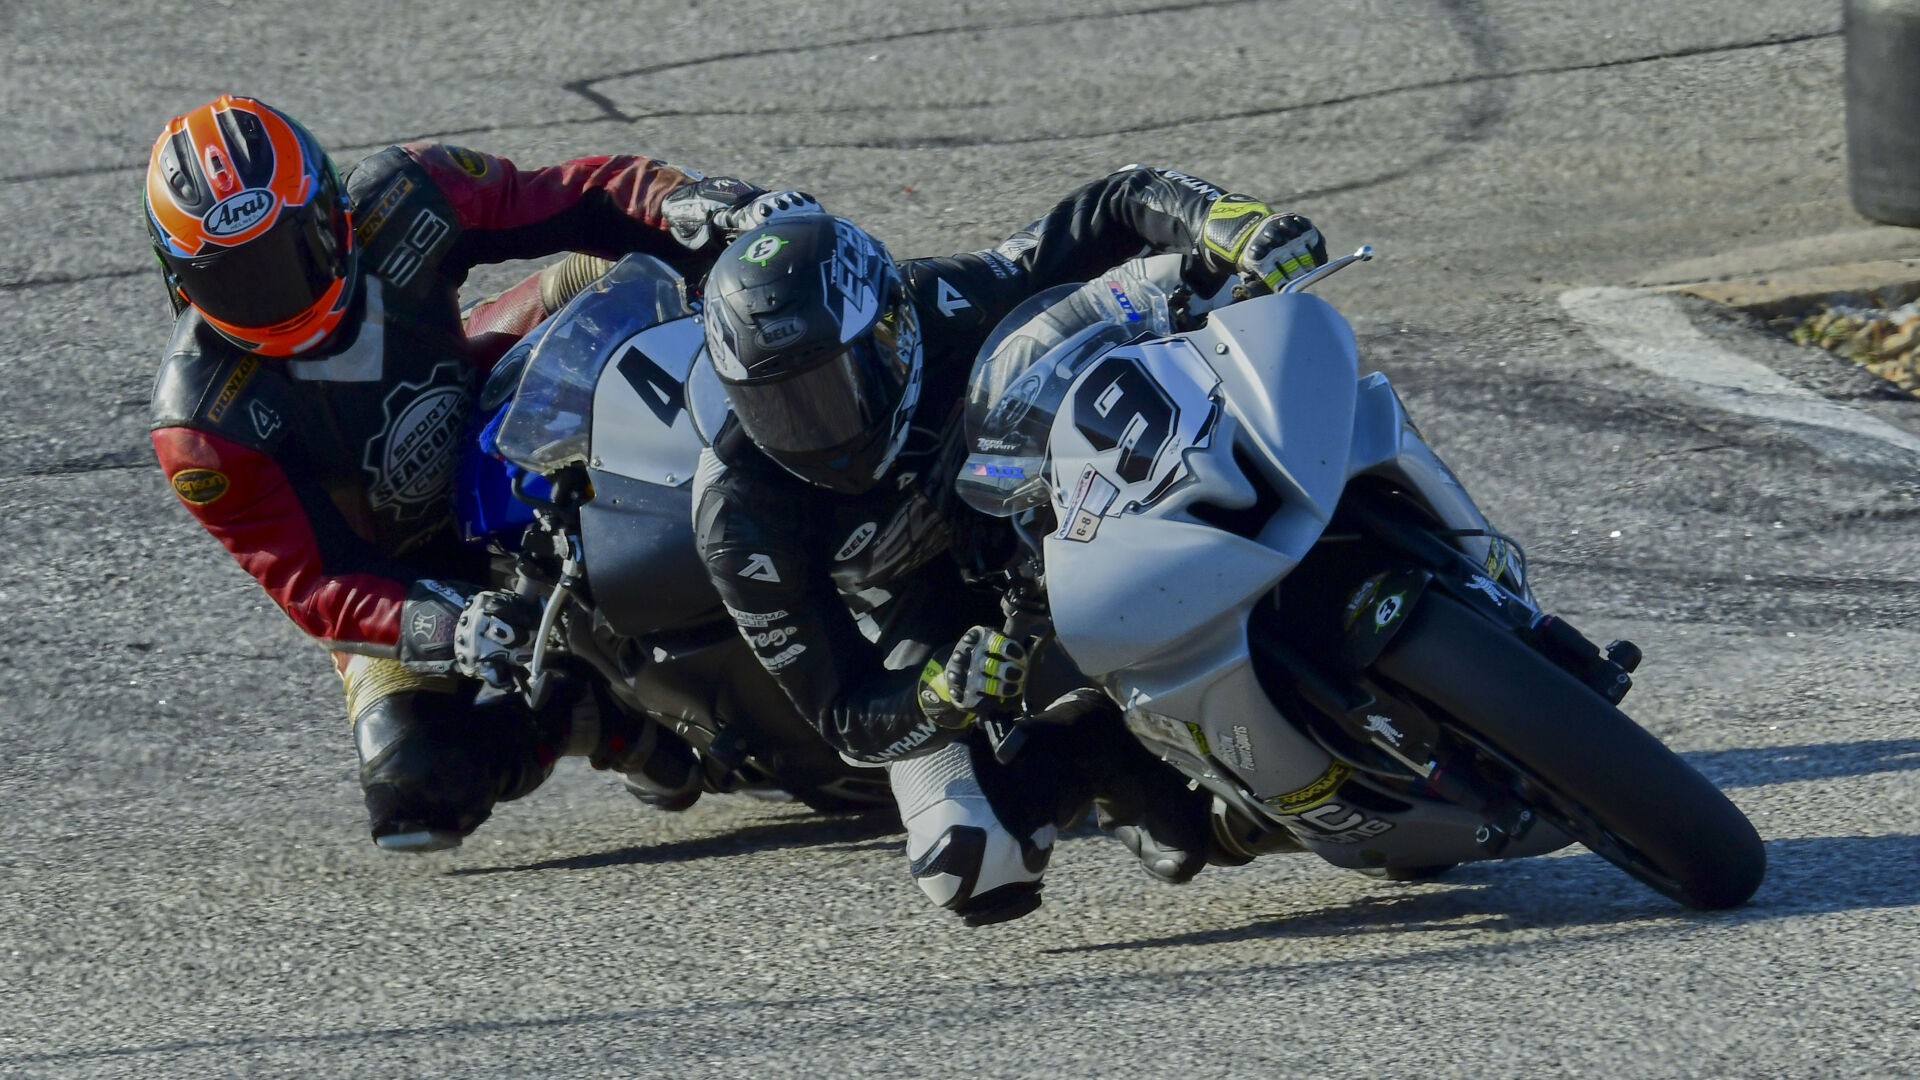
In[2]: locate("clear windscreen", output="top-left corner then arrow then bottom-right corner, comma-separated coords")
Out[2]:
956,266 -> 1175,517
495,254 -> 693,472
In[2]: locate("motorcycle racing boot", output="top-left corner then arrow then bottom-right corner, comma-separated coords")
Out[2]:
344,656 -> 564,852
1064,693 -> 1212,884
890,739 -> 1055,926
576,685 -> 703,812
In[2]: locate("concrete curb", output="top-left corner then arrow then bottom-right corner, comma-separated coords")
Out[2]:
1631,224 -> 1920,316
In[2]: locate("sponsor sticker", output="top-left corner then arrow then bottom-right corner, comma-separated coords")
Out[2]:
1372,592 -> 1407,632
170,469 -> 229,505
756,315 -> 806,348
1220,724 -> 1258,771
764,642 -> 807,670
362,363 -> 470,519
740,233 -> 787,266
205,357 -> 258,423
725,606 -> 789,628
1262,761 -> 1351,815
408,607 -> 450,646
1362,714 -> 1405,747
248,399 -> 282,440
446,146 -> 491,179
822,219 -> 881,334
1287,801 -> 1395,843
202,189 -> 277,239
1053,464 -> 1119,542
751,626 -> 799,649
834,522 -> 878,562
1465,575 -> 1505,604
355,175 -> 415,245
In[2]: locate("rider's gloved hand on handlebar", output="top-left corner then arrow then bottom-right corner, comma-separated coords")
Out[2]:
452,590 -> 543,689
662,177 -> 821,253
718,189 -> 821,233
916,626 -> 1031,731
1199,196 -> 1327,291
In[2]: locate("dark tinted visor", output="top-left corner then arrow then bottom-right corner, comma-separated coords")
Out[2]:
167,194 -> 349,330
727,335 -> 909,457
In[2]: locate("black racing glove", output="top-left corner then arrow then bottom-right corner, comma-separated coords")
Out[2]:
663,177 -> 821,252
396,578 -> 476,673
395,580 -> 542,689
916,627 -> 1031,731
1199,196 -> 1328,291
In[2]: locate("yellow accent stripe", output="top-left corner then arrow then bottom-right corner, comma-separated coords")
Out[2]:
336,653 -> 456,728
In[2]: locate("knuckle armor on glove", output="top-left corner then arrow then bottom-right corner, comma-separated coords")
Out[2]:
1202,197 -> 1327,289
451,589 -> 542,688
720,189 -> 822,233
662,176 -> 770,252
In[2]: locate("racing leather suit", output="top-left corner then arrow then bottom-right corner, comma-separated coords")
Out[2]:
694,166 -> 1236,919
150,142 -> 724,844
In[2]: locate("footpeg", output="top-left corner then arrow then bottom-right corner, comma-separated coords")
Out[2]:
1473,808 -> 1536,855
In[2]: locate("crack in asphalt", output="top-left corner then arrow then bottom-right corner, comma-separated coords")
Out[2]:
0,21 -> 1841,292
2,448 -> 152,479
1536,555 -> 1920,630
745,25 -> 1838,152
558,0 -> 1282,124
0,267 -> 144,292
0,20 -> 1837,297
0,0 -> 1276,186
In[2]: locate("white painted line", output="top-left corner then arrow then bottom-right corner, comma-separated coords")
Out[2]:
1560,286 -> 1920,474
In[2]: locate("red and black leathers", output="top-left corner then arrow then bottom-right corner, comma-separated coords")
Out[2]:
151,143 -> 707,654
694,165 -> 1237,764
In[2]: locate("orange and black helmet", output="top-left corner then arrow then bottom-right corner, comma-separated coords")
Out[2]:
145,96 -> 356,356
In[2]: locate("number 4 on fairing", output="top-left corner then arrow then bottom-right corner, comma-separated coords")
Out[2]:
617,341 -> 686,425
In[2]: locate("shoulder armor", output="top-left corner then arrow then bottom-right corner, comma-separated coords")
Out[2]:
346,147 -> 460,293
149,311 -> 295,452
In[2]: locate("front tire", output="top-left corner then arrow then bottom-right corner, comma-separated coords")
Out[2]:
1373,592 -> 1765,910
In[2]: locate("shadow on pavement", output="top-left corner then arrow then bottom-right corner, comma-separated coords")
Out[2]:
444,809 -> 903,876
1047,832 -> 1920,955
1683,737 -> 1920,789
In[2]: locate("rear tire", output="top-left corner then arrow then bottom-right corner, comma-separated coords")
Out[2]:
1373,592 -> 1765,910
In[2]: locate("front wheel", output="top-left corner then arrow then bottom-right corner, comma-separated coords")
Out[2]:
1372,592 -> 1765,910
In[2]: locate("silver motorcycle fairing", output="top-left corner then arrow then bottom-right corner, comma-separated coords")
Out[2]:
590,315 -> 724,488
1021,279 -> 1564,869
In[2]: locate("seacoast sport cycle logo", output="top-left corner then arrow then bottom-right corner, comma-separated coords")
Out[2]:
363,362 -> 470,520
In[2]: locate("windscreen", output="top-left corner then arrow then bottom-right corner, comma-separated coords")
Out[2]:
495,254 -> 693,472
955,266 -> 1174,517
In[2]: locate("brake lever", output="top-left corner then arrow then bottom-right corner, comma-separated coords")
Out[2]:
521,529 -> 584,712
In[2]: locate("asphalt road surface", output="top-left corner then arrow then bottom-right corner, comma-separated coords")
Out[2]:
4,1 -> 1917,1077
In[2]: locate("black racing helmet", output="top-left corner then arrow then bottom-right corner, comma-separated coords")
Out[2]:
703,214 -> 922,494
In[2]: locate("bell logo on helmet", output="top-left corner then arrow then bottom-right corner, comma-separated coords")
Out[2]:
203,189 -> 278,239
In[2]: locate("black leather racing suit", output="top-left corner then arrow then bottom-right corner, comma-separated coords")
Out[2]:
697,162 -> 1246,752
